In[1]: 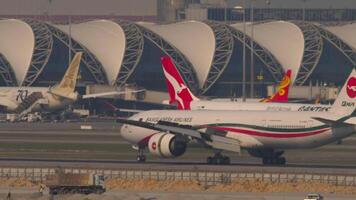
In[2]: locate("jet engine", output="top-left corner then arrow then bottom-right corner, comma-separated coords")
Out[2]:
148,132 -> 187,158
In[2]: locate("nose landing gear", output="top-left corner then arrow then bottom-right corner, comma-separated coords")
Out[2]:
136,147 -> 146,162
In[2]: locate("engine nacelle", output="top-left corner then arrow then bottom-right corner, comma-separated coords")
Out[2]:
148,132 -> 187,158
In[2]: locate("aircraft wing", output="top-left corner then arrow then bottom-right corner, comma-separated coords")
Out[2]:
118,118 -> 203,139
81,89 -> 145,99
117,118 -> 241,153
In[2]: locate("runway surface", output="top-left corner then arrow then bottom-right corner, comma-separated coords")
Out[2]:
0,121 -> 356,172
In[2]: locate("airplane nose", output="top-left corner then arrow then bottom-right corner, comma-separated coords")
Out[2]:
120,124 -> 130,139
120,124 -> 139,144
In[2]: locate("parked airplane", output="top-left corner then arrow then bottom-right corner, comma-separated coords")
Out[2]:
161,56 -> 330,112
118,68 -> 356,165
0,52 -> 142,118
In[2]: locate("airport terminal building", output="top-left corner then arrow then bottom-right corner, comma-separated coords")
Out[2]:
0,18 -> 354,98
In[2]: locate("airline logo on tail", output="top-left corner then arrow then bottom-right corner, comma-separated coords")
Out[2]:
260,70 -> 291,103
346,77 -> 356,98
50,52 -> 82,99
330,69 -> 356,116
161,56 -> 198,110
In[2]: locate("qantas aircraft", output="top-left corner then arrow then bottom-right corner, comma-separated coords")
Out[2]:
0,52 -> 142,118
161,56 -> 331,112
119,68 -> 356,165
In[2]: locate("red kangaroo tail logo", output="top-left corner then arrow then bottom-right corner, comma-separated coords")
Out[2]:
161,56 -> 198,110
260,70 -> 291,103
346,77 -> 356,98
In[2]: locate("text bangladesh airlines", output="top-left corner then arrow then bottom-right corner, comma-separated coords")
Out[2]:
161,56 -> 330,112
119,68 -> 356,165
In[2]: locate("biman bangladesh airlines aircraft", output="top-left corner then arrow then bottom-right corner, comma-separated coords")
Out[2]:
118,68 -> 356,165
0,52 -> 142,118
161,56 -> 330,112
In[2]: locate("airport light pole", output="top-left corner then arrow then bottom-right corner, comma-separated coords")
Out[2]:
242,0 -> 247,102
301,0 -> 309,22
250,0 -> 255,98
224,0 -> 228,23
68,15 -> 72,66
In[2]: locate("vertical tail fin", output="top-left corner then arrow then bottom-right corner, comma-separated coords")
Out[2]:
260,70 -> 291,103
160,56 -> 199,110
330,68 -> 356,117
51,52 -> 82,98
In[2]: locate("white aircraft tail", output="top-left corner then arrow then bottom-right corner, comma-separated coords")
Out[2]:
330,68 -> 356,117
50,52 -> 82,99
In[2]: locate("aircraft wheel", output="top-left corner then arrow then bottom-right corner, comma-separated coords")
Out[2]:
262,157 -> 270,165
207,156 -> 214,164
223,156 -> 231,165
136,155 -> 146,162
277,157 -> 286,165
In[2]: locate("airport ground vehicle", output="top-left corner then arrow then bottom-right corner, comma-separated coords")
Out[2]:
45,171 -> 105,195
304,193 -> 324,200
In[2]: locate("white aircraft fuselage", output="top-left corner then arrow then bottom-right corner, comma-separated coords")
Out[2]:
121,110 -> 355,150
0,87 -> 76,112
188,101 -> 331,112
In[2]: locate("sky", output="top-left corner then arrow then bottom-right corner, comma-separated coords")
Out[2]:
227,0 -> 356,9
0,0 -> 355,16
0,0 -> 157,15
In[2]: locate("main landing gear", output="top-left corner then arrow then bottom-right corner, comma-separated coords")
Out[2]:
262,156 -> 286,165
136,147 -> 146,162
248,149 -> 286,165
261,150 -> 286,165
207,152 -> 231,165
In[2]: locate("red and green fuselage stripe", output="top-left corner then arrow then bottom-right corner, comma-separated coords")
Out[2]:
201,124 -> 330,138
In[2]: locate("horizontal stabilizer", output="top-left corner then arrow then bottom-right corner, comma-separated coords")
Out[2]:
312,115 -> 356,126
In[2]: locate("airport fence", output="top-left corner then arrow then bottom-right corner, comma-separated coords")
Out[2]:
0,167 -> 356,186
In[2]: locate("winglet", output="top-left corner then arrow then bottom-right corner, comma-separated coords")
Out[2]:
260,70 -> 291,103
51,52 -> 82,98
160,56 -> 199,110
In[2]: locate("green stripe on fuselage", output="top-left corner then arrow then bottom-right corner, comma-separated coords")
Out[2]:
201,123 -> 329,133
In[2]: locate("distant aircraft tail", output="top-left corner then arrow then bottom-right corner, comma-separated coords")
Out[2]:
161,56 -> 199,110
260,70 -> 291,103
330,68 -> 356,117
50,52 -> 82,100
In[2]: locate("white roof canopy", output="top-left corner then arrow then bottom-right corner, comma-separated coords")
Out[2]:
230,21 -> 305,83
56,20 -> 126,84
0,19 -> 34,85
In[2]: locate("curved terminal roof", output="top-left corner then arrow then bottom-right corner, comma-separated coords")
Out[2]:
140,21 -> 216,88
325,23 -> 356,50
0,19 -> 34,85
230,21 -> 305,83
56,20 -> 126,84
